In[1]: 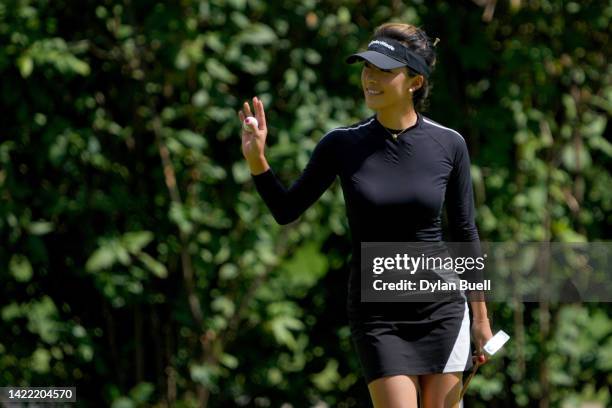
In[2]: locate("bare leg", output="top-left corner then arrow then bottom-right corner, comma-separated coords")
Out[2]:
419,372 -> 463,408
367,374 -> 419,408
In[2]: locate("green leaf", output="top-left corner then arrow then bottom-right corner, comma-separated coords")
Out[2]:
169,202 -> 193,234
240,56 -> 269,75
231,161 -> 251,184
129,382 -> 154,403
27,296 -> 60,343
211,296 -> 235,318
22,38 -> 90,76
138,253 -> 168,278
229,11 -> 250,28
581,114 -> 607,139
226,0 -> 247,10
562,94 -> 577,119
17,55 -> 33,77
219,263 -> 239,280
304,48 -> 322,65
310,359 -> 340,391
589,135 -> 612,158
31,348 -> 51,374
86,245 -> 116,272
267,315 -> 304,350
176,129 -> 207,150
121,231 -> 154,254
237,23 -> 277,45
190,363 -> 219,390
205,58 -> 237,84
27,221 -> 54,235
255,240 -> 278,265
561,144 -> 592,172
114,242 -> 131,266
78,344 -> 94,362
72,325 -> 87,338
597,338 -> 612,371
192,89 -> 209,107
1,303 -> 23,321
10,254 -> 33,282
219,353 -> 239,369
70,58 -> 90,75
278,242 -> 328,297
111,397 -> 135,408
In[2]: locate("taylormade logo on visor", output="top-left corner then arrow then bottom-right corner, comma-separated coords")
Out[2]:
346,36 -> 432,78
369,40 -> 395,51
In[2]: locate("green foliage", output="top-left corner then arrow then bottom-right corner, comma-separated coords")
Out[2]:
1,0 -> 610,406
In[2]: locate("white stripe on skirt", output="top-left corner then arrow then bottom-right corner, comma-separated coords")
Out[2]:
442,300 -> 471,373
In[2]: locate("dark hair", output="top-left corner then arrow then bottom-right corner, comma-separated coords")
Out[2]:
372,22 -> 438,112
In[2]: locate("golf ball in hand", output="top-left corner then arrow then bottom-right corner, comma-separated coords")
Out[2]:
243,116 -> 258,132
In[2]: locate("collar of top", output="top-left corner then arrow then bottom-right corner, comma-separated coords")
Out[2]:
345,36 -> 431,78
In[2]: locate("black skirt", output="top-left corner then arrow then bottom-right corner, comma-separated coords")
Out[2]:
349,297 -> 473,384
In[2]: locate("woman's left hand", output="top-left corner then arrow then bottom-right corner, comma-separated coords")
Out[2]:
471,319 -> 494,365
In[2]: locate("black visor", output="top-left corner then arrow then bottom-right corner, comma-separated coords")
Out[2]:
345,36 -> 431,78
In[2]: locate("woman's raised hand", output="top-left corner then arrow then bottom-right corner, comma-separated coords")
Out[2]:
238,96 -> 268,165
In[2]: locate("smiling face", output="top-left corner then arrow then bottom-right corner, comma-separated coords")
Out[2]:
361,60 -> 422,111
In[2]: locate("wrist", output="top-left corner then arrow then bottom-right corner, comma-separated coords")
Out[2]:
248,156 -> 269,175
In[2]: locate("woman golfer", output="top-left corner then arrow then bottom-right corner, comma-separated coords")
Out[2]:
238,22 -> 493,407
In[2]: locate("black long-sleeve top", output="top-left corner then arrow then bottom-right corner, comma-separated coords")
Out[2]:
251,112 -> 483,320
